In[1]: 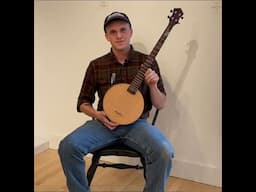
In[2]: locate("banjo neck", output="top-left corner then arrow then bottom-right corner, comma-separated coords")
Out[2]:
127,8 -> 183,94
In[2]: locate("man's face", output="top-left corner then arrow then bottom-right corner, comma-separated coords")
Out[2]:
105,20 -> 132,51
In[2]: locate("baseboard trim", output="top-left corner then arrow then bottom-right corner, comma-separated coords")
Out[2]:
171,158 -> 221,187
34,137 -> 49,155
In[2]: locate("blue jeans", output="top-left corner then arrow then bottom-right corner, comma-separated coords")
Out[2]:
58,119 -> 174,192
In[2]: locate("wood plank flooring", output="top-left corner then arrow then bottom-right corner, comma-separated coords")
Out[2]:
34,149 -> 221,192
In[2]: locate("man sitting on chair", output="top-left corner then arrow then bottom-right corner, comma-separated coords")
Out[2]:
58,11 -> 175,192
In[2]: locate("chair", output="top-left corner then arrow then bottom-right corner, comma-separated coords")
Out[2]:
87,108 -> 159,186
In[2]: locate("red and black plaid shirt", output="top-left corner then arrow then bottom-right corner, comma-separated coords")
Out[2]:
77,45 -> 166,119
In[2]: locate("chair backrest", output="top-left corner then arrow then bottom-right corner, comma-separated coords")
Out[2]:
151,108 -> 159,125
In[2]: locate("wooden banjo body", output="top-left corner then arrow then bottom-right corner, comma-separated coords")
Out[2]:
103,8 -> 183,125
103,83 -> 144,125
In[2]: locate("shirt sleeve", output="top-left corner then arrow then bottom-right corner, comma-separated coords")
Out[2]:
76,62 -> 96,112
151,58 -> 166,95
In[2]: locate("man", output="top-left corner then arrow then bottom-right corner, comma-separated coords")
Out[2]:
58,11 -> 174,192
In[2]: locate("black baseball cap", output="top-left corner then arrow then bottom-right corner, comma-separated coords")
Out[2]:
104,12 -> 131,32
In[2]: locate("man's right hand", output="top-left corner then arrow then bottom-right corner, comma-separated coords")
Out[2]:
96,111 -> 119,130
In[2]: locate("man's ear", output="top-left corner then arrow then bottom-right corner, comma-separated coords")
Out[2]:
105,33 -> 110,42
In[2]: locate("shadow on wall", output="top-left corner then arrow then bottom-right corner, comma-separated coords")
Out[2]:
133,42 -> 148,54
175,40 -> 198,95
160,39 -> 198,134
154,40 -> 206,164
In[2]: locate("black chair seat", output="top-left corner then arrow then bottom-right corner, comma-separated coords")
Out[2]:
95,142 -> 141,157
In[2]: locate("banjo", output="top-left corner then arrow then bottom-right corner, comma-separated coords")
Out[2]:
103,8 -> 184,125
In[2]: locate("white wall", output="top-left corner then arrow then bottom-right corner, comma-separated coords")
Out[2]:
35,0 -> 222,187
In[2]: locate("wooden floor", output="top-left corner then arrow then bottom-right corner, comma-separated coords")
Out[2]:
34,149 -> 222,192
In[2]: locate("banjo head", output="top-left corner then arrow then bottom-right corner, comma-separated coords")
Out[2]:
103,83 -> 144,125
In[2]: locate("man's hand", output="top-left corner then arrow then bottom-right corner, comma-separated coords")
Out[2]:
144,68 -> 166,109
144,68 -> 159,86
96,111 -> 119,130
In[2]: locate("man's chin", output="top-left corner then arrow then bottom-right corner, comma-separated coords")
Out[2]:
114,45 -> 129,51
